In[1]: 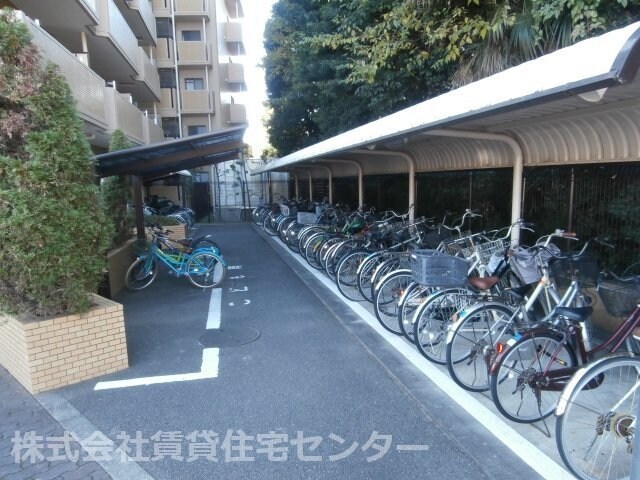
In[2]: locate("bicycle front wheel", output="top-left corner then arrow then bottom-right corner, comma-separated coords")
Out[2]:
555,355 -> 640,480
373,270 -> 412,335
125,258 -> 158,291
187,252 -> 226,288
490,331 -> 577,423
414,288 -> 476,365
446,303 -> 516,392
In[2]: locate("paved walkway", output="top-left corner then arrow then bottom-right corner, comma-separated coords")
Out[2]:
0,366 -> 111,480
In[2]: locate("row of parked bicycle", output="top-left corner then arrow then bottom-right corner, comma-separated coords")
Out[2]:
252,202 -> 640,480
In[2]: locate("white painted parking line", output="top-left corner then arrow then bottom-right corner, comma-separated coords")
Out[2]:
94,287 -> 224,391
207,287 -> 222,330
265,232 -> 575,480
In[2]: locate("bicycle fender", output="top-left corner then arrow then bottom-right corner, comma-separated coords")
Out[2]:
555,351 -> 638,416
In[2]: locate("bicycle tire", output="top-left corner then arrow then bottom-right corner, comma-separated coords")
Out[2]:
555,354 -> 640,480
187,251 -> 226,288
446,302 -> 517,392
373,270 -> 413,335
397,282 -> 431,341
125,257 -> 158,291
413,288 -> 476,365
490,330 -> 577,423
336,250 -> 370,301
357,252 -> 387,303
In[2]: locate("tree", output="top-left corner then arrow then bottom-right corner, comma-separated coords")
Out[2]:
0,10 -> 112,316
101,129 -> 132,248
263,0 -> 640,153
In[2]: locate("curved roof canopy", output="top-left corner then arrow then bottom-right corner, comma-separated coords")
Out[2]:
252,22 -> 640,179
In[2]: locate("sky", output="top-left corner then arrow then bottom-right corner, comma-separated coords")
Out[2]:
241,0 -> 277,157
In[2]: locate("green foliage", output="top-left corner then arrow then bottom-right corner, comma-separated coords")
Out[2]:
101,129 -> 132,248
0,11 -> 112,316
263,0 -> 640,154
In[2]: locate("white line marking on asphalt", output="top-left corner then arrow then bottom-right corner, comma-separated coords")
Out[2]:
265,232 -> 575,480
207,287 -> 222,329
94,289 -> 224,391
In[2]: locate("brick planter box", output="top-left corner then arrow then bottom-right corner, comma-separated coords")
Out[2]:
0,294 -> 128,394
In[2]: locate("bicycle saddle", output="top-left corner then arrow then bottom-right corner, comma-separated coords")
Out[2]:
554,306 -> 593,323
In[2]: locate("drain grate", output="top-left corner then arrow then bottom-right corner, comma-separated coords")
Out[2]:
199,325 -> 260,347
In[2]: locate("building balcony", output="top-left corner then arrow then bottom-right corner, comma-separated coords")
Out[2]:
225,0 -> 244,18
88,0 -> 140,81
115,0 -> 157,46
155,37 -> 175,68
228,102 -> 246,124
226,62 -> 245,85
158,88 -> 178,118
11,0 -> 99,33
105,88 -> 161,145
143,115 -> 165,144
181,90 -> 214,114
174,0 -> 210,20
224,21 -> 243,43
21,13 -> 108,130
177,40 -> 212,66
151,0 -> 170,17
126,47 -> 161,102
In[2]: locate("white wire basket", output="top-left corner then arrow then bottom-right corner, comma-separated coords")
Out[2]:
462,239 -> 509,264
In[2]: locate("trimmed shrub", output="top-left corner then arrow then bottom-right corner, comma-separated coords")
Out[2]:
0,11 -> 112,316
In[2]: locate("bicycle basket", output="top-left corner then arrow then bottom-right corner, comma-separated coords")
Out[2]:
597,276 -> 640,317
549,253 -> 599,289
410,249 -> 469,287
510,247 -> 543,284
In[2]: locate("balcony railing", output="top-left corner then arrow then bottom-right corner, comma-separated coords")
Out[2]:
136,47 -> 161,100
228,102 -> 246,124
21,14 -> 107,129
105,88 -> 148,145
177,41 -> 211,66
143,115 -> 165,144
224,21 -> 243,44
158,88 -> 178,117
93,0 -> 140,73
225,0 -> 244,18
151,0 -> 170,17
181,90 -> 214,114
121,0 -> 157,45
174,0 -> 209,19
226,62 -> 245,84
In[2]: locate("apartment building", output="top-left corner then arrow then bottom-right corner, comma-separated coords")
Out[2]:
4,0 -> 247,149
4,0 -> 249,218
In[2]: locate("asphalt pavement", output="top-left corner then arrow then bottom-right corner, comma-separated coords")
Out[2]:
0,222 -> 565,479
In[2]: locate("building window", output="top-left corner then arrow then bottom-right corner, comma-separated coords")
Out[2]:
182,30 -> 202,41
187,125 -> 208,136
162,118 -> 179,138
156,18 -> 173,38
184,78 -> 204,91
159,69 -> 176,88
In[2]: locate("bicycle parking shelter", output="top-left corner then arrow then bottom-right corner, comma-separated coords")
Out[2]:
251,22 -> 640,245
95,126 -> 246,238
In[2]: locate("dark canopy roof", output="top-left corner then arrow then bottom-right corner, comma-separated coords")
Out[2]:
95,126 -> 246,179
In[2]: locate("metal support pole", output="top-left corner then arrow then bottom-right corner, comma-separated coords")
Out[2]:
132,175 -> 145,240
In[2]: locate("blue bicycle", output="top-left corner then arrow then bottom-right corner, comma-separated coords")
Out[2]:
125,226 -> 227,290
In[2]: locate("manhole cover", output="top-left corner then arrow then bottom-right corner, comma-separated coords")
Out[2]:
199,325 -> 260,347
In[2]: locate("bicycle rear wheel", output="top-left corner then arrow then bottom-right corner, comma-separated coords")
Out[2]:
555,355 -> 640,480
490,331 -> 577,423
398,283 -> 431,341
125,258 -> 158,291
187,252 -> 226,288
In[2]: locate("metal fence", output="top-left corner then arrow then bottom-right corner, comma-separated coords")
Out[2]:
286,163 -> 640,269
